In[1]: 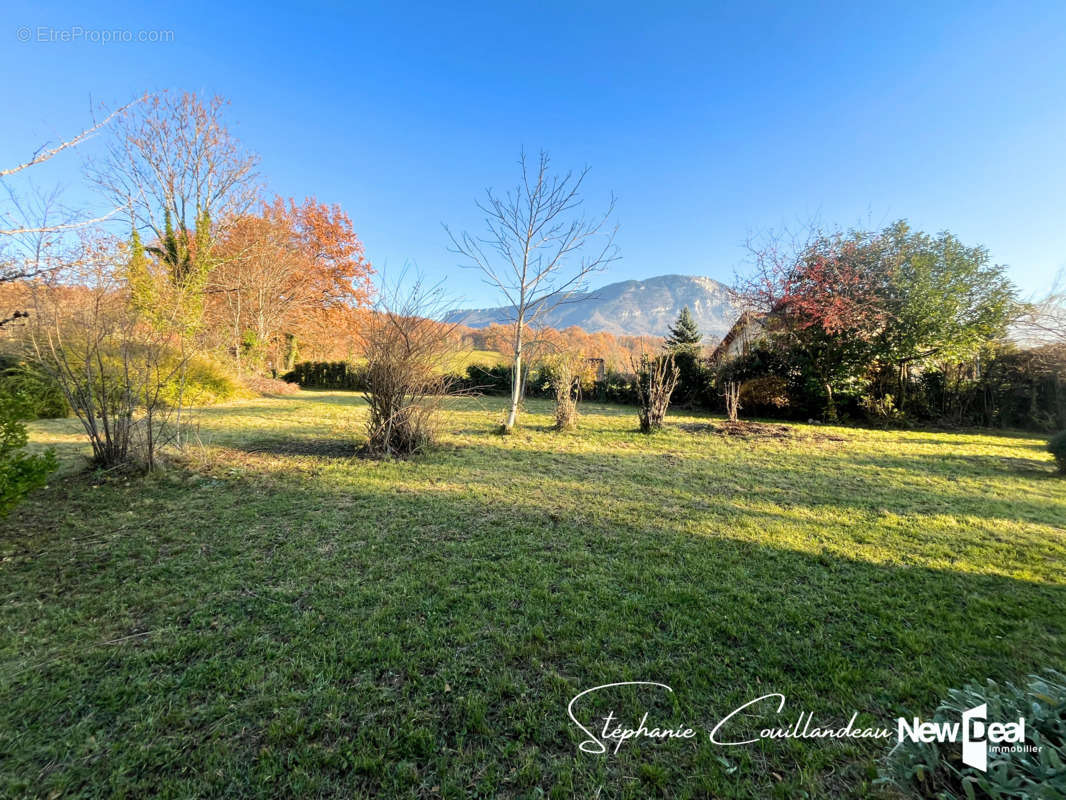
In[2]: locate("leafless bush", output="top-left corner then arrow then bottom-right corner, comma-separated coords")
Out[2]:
546,351 -> 584,430
632,348 -> 679,433
1015,268 -> 1066,345
361,275 -> 459,457
723,380 -> 741,422
23,236 -> 185,470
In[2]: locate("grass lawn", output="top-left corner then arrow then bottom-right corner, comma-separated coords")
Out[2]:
3,393 -> 1064,798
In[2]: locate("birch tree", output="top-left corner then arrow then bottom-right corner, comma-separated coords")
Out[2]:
446,151 -> 617,431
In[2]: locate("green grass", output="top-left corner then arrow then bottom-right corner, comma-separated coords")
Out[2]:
3,393 -> 1064,798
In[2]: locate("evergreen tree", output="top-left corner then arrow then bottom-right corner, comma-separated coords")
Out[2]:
663,307 -> 705,407
665,307 -> 702,351
126,227 -> 157,321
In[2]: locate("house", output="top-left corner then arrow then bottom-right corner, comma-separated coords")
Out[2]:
709,311 -> 770,364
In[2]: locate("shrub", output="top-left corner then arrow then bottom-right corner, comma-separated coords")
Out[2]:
601,368 -> 639,405
669,348 -> 705,407
739,375 -> 790,412
542,352 -> 585,431
1048,431 -> 1066,474
26,266 -> 184,471
362,278 -> 457,458
283,361 -> 367,391
633,352 -> 679,433
0,391 -> 57,516
878,670 -> 1066,798
0,356 -> 69,418
714,346 -> 807,419
460,363 -> 512,396
159,355 -> 240,407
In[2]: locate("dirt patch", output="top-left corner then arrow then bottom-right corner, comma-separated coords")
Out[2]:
713,421 -> 794,439
679,420 -> 847,442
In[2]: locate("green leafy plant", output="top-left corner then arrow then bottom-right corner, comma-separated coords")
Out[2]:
1048,431 -> 1066,474
878,670 -> 1066,798
0,357 -> 69,418
0,391 -> 57,516
157,355 -> 240,407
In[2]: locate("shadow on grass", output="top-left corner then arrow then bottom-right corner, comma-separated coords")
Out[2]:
834,450 -> 1060,481
234,437 -> 360,459
184,406 -> 1065,531
3,460 -> 1065,798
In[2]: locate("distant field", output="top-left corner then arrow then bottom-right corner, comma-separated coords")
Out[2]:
4,394 -> 1064,798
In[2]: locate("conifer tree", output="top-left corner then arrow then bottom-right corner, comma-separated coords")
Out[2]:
665,307 -> 702,351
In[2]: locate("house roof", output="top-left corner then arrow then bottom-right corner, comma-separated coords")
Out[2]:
709,311 -> 769,362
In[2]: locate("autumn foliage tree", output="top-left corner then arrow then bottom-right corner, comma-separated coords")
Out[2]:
740,229 -> 892,420
462,322 -> 657,373
208,197 -> 373,371
738,221 -> 1016,419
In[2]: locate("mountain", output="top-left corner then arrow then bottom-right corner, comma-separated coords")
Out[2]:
445,274 -> 742,342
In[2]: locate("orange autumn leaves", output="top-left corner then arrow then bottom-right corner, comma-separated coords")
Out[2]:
462,322 -> 664,372
207,196 -> 373,369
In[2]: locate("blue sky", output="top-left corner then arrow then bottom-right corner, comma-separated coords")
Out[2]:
3,0 -> 1065,306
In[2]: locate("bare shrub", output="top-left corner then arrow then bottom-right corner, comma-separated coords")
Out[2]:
24,236 -> 185,470
723,380 -> 741,422
632,348 -> 679,433
361,276 -> 459,457
545,351 -> 584,430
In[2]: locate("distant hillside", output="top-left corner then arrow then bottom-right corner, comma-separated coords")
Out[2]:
445,274 -> 741,342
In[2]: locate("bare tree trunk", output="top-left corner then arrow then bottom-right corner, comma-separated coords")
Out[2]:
505,324 -> 523,431
723,380 -> 741,422
506,351 -> 522,430
823,381 -> 837,422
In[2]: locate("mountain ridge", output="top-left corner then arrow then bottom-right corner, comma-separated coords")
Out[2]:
446,274 -> 742,341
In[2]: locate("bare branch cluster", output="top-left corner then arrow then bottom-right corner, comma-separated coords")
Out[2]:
88,91 -> 260,242
631,346 -> 679,433
21,235 -> 184,469
361,273 -> 461,457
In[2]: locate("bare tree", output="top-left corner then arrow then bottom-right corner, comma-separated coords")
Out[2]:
86,92 -> 259,446
446,151 -> 618,432
88,91 -> 259,289
1016,268 -> 1066,345
723,380 -> 741,423
23,234 -> 184,470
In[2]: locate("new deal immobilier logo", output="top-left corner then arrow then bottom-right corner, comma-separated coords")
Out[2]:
897,703 -> 1026,771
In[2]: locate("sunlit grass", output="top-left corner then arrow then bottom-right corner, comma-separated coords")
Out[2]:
4,393 -> 1064,798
